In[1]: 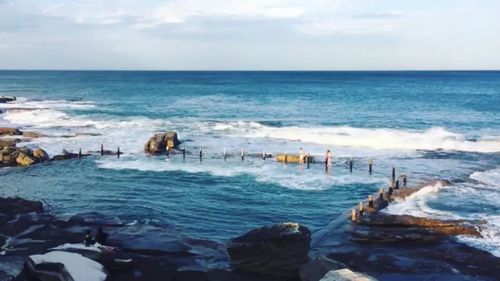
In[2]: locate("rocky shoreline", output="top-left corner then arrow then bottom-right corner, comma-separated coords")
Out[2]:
1,178 -> 499,281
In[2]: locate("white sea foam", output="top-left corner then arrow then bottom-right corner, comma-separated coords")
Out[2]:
470,167 -> 500,189
383,181 -> 455,218
457,215 -> 500,257
246,124 -> 500,153
96,157 -> 385,190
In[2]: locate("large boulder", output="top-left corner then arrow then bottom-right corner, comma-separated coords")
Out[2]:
144,131 -> 180,154
227,222 -> 311,279
0,127 -> 22,136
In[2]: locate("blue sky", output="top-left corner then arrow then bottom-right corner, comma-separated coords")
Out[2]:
0,0 -> 499,70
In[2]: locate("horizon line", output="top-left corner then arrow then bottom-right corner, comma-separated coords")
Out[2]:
0,69 -> 500,72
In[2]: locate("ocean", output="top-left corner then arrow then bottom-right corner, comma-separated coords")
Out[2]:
0,70 -> 499,257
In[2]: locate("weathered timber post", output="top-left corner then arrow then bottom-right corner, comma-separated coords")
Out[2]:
368,158 -> 373,175
368,195 -> 374,208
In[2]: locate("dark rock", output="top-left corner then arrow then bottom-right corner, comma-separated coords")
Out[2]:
0,197 -> 43,217
227,222 -> 311,279
300,257 -> 345,281
0,96 -> 16,103
144,132 -> 180,154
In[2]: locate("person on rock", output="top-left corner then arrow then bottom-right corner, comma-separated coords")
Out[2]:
95,227 -> 109,245
84,230 -> 94,247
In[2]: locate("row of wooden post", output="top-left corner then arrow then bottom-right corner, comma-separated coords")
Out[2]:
351,168 -> 408,222
90,145 -> 399,179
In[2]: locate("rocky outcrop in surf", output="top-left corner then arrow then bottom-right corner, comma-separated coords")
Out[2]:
0,146 -> 49,167
227,222 -> 311,279
144,131 -> 180,154
0,96 -> 16,103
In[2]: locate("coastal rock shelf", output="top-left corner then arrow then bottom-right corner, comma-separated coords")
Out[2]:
311,179 -> 500,281
0,197 -> 298,281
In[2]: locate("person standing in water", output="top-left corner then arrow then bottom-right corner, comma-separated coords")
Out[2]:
299,147 -> 305,163
325,149 -> 333,171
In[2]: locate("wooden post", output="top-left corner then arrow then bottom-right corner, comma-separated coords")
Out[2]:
379,188 -> 384,200
389,185 -> 393,195
351,209 -> 357,222
284,152 -> 288,164
368,158 -> 373,175
368,195 -> 374,208
199,148 -> 203,162
100,144 -> 104,156
182,147 -> 186,160
306,153 -> 310,169
166,146 -> 170,158
395,179 -> 400,189
78,148 -> 82,158
392,166 -> 396,183
117,147 -> 120,158
403,176 -> 407,187
349,157 -> 353,173
241,148 -> 244,161
358,202 -> 364,215
223,147 -> 227,161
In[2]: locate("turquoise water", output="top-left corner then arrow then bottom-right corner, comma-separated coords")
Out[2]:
0,71 -> 499,254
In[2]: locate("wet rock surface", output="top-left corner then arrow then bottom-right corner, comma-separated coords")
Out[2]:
1,197 -> 299,281
227,222 -> 311,279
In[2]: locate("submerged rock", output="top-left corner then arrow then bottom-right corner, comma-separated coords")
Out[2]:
227,222 -> 311,279
144,132 -> 180,154
22,131 -> 47,138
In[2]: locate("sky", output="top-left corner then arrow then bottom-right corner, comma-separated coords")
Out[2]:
0,0 -> 499,70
